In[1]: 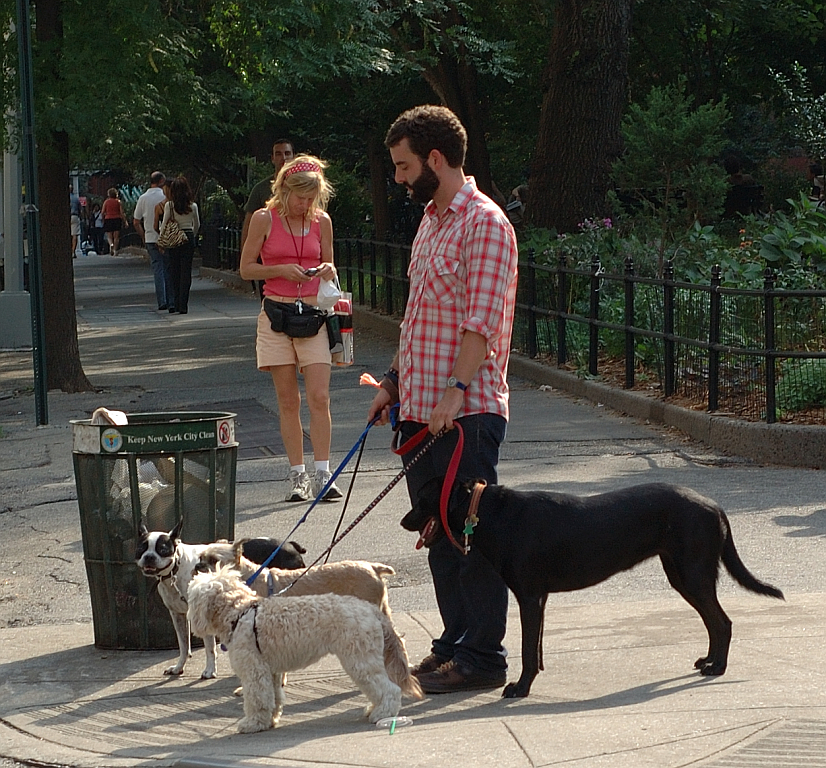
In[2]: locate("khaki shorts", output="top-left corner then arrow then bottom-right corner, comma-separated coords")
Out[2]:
256,298 -> 331,372
70,214 -> 81,236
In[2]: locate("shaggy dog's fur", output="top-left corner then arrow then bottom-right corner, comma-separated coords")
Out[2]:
198,539 -> 394,617
402,478 -> 784,699
187,567 -> 423,733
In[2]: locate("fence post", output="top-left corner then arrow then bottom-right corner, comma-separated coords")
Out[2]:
764,267 -> 777,424
663,259 -> 675,397
342,240 -> 353,294
369,241 -> 378,309
589,254 -> 601,376
708,264 -> 721,412
557,252 -> 567,366
384,243 -> 394,315
526,248 -> 538,358
356,240 -> 365,305
624,256 -> 635,389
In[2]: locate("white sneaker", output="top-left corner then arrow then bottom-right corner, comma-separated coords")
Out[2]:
285,470 -> 311,502
312,469 -> 343,501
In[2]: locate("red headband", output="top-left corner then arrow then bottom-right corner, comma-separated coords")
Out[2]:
284,161 -> 321,177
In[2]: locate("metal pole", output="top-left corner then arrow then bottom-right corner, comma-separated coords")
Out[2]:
16,0 -> 47,424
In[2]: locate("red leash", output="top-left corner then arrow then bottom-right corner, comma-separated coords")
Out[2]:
393,422 -> 467,553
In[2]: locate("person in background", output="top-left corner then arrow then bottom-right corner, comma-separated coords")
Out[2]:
133,171 -> 173,311
808,163 -> 824,204
159,176 -> 199,315
101,187 -> 128,255
239,155 -> 343,504
368,105 -> 519,694
242,139 -> 295,300
70,186 -> 82,259
90,202 -> 106,254
724,157 -> 756,186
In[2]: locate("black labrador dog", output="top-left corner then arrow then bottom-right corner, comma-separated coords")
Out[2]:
401,478 -> 784,699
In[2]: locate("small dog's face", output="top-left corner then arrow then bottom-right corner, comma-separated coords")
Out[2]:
135,519 -> 183,576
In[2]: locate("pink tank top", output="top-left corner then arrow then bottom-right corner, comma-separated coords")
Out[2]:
260,212 -> 322,298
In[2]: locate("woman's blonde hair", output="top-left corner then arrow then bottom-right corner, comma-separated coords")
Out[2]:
268,154 -> 334,217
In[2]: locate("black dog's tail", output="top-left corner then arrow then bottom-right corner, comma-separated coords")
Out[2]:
721,522 -> 784,600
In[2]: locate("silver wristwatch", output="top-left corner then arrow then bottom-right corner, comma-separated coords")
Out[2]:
447,376 -> 468,392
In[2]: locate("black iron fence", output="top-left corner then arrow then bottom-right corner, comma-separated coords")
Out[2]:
201,232 -> 826,425
516,250 -> 826,424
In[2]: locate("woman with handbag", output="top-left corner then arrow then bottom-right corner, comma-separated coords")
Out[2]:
101,187 -> 128,255
159,176 -> 199,315
239,155 -> 343,503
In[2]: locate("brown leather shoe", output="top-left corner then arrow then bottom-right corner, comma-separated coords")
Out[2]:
416,660 -> 506,694
411,652 -> 451,676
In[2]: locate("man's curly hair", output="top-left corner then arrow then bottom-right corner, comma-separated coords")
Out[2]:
385,105 -> 467,168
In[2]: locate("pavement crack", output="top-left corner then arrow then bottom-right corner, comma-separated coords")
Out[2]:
47,573 -> 81,585
504,720 -> 536,766
38,554 -> 73,564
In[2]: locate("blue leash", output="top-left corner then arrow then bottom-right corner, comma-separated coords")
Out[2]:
244,415 -> 380,588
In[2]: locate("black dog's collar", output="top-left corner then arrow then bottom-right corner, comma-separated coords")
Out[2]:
462,481 -> 486,553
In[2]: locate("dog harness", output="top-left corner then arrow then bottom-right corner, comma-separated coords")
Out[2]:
220,603 -> 262,653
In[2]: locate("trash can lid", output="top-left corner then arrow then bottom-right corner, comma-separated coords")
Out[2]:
71,411 -> 237,454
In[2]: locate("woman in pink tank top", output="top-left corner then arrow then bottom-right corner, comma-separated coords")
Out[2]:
239,155 -> 343,503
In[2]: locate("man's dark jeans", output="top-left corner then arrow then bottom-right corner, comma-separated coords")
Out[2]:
400,413 -> 509,674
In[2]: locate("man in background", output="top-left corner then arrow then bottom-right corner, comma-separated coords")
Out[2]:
242,139 -> 295,299
133,171 -> 172,311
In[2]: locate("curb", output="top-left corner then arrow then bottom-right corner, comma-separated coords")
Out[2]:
199,267 -> 826,470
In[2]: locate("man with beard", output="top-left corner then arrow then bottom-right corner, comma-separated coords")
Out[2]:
367,105 -> 519,693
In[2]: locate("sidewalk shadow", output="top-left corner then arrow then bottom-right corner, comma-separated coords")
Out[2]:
773,508 -> 826,537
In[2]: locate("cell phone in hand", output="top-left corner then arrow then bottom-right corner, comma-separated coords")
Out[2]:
304,267 -> 319,276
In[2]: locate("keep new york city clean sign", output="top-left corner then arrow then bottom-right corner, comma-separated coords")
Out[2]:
71,413 -> 237,454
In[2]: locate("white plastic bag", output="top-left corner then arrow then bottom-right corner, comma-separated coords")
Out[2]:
317,276 -> 343,311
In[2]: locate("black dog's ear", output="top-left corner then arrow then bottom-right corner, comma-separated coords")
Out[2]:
169,518 -> 184,542
288,540 -> 307,555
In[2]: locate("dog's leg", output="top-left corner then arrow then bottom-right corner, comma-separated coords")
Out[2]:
272,671 -> 286,723
164,611 -> 191,676
340,649 -> 401,723
200,635 -> 218,679
660,555 -> 732,676
236,653 -> 278,733
504,594 -> 547,698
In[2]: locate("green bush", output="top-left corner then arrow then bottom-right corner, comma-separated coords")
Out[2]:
776,358 -> 826,412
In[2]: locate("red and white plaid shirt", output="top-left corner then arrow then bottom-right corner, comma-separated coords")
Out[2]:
398,178 -> 518,423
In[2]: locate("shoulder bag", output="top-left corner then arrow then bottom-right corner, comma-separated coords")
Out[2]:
157,202 -> 188,249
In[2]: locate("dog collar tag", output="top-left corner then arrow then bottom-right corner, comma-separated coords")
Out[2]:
463,521 -> 475,536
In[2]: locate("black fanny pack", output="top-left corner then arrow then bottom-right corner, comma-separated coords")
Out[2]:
263,299 -> 327,338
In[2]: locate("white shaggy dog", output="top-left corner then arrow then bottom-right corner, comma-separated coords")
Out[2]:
187,567 -> 422,733
198,539 -> 394,616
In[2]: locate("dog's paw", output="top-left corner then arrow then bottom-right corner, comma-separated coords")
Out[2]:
200,670 -> 218,680
233,685 -> 244,697
502,681 -> 529,698
163,665 -> 185,676
237,716 -> 275,733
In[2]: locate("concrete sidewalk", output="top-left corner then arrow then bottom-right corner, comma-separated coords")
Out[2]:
1,252 -> 826,768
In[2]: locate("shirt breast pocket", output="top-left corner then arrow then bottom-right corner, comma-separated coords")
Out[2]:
424,254 -> 462,305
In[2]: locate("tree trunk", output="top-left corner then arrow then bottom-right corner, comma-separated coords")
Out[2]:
530,0 -> 632,232
423,57 -> 496,201
36,0 -> 93,392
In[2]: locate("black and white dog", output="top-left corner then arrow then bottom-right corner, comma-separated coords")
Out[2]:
135,519 -> 306,678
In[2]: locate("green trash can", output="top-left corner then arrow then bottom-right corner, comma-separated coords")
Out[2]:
71,411 -> 237,650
